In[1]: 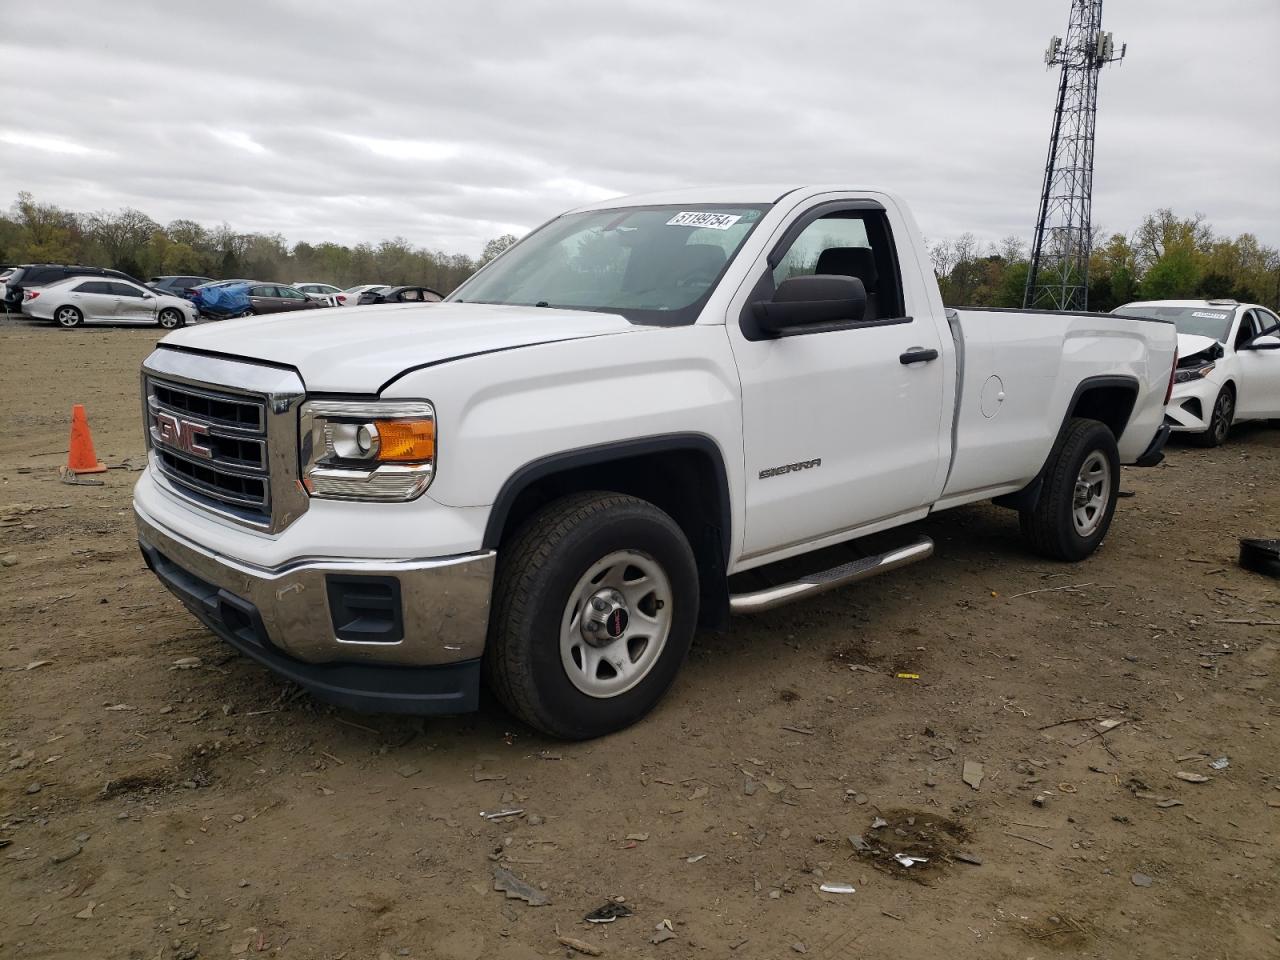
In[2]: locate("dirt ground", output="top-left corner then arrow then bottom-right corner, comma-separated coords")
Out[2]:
1,319 -> 1278,960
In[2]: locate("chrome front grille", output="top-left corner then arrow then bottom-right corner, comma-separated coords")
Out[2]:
141,349 -> 309,533
147,379 -> 272,523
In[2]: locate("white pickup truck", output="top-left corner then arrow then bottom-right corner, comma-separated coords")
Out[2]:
134,185 -> 1177,738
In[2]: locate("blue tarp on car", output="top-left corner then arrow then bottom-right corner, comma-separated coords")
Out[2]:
191,282 -> 251,317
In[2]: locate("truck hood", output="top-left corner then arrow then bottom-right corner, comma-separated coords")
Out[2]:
159,302 -> 637,392
1177,332 -> 1219,361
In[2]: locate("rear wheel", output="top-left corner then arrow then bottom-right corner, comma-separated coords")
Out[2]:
484,491 -> 699,740
157,307 -> 185,329
55,306 -> 83,328
1191,386 -> 1233,447
1019,418 -> 1120,561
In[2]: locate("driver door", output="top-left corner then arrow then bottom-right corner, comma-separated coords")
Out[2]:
111,281 -> 157,323
1236,307 -> 1280,418
726,200 -> 948,562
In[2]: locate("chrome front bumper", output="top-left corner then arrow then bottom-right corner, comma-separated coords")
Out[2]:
135,506 -> 495,668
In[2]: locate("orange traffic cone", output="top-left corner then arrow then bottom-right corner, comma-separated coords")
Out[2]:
67,404 -> 107,474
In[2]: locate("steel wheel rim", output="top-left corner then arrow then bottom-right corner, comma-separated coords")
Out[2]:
1214,393 -> 1232,442
560,549 -> 673,699
159,309 -> 180,328
1072,451 -> 1110,537
57,308 -> 78,326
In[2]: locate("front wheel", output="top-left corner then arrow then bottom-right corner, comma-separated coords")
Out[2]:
157,307 -> 185,329
484,492 -> 699,739
1191,387 -> 1233,447
55,306 -> 83,328
1019,418 -> 1121,561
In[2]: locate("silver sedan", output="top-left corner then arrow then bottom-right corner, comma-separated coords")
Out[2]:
22,276 -> 198,329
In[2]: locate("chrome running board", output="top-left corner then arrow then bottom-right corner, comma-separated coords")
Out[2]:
728,536 -> 934,614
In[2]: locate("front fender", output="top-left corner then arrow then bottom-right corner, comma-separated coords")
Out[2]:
383,326 -> 746,554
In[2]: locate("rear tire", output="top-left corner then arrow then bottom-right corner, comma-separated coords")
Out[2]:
1019,418 -> 1120,562
1190,386 -> 1233,447
484,491 -> 699,740
55,306 -> 83,328
158,307 -> 185,329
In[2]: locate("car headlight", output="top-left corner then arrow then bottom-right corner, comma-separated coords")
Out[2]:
1173,363 -> 1214,384
300,399 -> 435,501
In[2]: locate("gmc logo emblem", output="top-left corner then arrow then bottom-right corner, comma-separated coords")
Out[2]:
152,411 -> 212,459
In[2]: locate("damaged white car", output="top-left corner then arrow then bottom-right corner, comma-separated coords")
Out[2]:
1114,299 -> 1280,446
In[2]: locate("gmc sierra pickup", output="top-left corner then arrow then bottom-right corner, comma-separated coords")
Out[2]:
134,185 -> 1177,739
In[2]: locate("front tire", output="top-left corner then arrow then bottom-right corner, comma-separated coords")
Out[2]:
55,306 -> 83,328
158,307 -> 185,329
484,492 -> 699,740
1191,386 -> 1233,447
1019,418 -> 1120,562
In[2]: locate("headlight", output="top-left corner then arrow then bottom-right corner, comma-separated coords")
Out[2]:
1173,363 -> 1214,384
300,399 -> 435,501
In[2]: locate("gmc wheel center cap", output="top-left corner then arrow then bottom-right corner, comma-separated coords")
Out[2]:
582,589 -> 629,645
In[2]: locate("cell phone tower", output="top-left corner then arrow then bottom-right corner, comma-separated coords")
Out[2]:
1024,1 -> 1126,311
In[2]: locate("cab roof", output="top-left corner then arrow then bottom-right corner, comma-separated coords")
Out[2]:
566,184 -> 899,214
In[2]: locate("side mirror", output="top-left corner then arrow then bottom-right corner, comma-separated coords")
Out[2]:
1243,334 -> 1280,351
752,275 -> 866,335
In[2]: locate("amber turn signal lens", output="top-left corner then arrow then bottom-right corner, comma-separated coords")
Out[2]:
374,419 -> 435,462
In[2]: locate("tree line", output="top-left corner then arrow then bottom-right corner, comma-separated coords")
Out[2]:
3,191 -> 1276,310
931,210 -> 1280,311
0,192 -> 519,293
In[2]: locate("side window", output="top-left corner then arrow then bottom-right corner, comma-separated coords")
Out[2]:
109,282 -> 144,297
766,209 -> 906,323
250,285 -> 275,297
279,287 -> 306,300
1235,310 -> 1261,349
400,289 -> 422,301
74,281 -> 109,294
1257,308 -> 1280,336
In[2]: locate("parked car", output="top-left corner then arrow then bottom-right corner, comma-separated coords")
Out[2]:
1113,299 -> 1280,446
293,282 -> 347,305
23,276 -> 197,329
2,263 -> 143,314
356,285 -> 444,305
134,185 -> 1176,739
246,283 -> 327,315
341,284 -> 390,304
149,276 -> 214,297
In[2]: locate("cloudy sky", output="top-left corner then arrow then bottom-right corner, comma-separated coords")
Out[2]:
1,0 -> 1276,256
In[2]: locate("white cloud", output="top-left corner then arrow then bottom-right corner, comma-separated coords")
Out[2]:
0,130 -> 105,156
211,130 -> 268,155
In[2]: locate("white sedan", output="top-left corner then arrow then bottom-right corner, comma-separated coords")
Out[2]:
293,282 -> 348,305
23,276 -> 198,330
1114,299 -> 1280,446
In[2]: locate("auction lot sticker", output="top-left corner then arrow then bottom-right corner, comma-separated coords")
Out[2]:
666,211 -> 742,230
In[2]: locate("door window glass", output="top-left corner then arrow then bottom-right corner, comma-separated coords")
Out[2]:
109,282 -> 145,297
74,281 -> 112,294
769,210 -> 905,321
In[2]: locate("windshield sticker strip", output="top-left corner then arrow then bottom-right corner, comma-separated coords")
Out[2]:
1191,312 -> 1229,320
666,211 -> 742,230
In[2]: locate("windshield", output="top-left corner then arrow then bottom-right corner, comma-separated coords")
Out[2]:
449,204 -> 770,324
1113,305 -> 1236,341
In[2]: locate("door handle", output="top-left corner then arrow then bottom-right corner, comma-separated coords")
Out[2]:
899,347 -> 938,365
